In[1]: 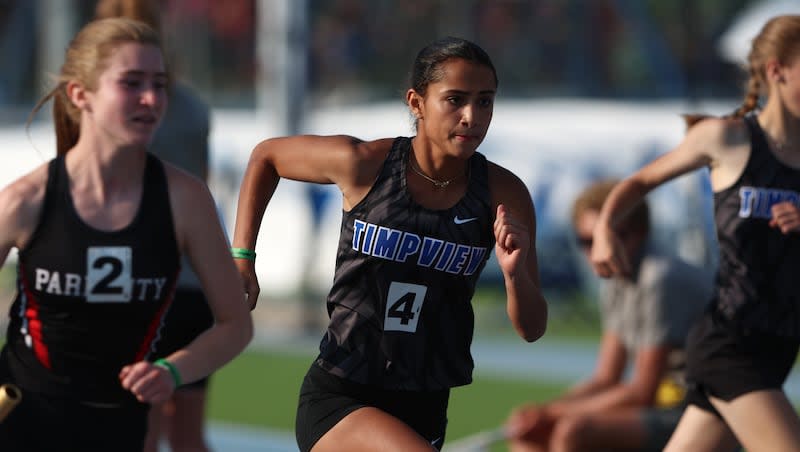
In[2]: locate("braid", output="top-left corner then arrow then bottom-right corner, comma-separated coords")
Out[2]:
731,15 -> 800,118
683,69 -> 761,130
732,73 -> 761,118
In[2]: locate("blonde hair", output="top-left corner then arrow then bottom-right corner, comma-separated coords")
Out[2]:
571,179 -> 650,235
684,15 -> 800,129
28,17 -> 163,155
733,15 -> 800,118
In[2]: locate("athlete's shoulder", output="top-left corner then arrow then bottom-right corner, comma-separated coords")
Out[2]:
256,134 -> 393,157
685,115 -> 749,150
161,159 -> 218,247
160,158 -> 204,184
486,159 -> 527,195
0,161 -> 50,210
485,159 -> 535,221
0,161 -> 50,246
161,159 -> 210,202
160,159 -> 214,232
357,136 -> 401,157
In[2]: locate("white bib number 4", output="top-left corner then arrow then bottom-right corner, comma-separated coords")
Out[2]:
384,282 -> 427,333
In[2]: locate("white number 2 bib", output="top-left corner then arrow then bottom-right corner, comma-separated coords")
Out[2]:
86,246 -> 133,303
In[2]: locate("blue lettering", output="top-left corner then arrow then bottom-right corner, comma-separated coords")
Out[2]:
446,245 -> 472,274
787,192 -> 800,207
352,220 -> 367,251
739,187 -> 755,218
372,227 -> 401,260
762,190 -> 784,217
434,242 -> 456,271
741,187 -> 800,219
395,233 -> 421,262
350,219 -> 490,276
418,238 -> 444,267
464,247 -> 488,275
363,223 -> 377,254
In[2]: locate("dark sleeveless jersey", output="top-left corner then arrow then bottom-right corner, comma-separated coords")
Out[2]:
712,114 -> 800,337
2,153 -> 180,404
316,137 -> 495,391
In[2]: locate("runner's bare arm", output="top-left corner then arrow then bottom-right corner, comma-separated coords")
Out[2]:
489,162 -> 547,342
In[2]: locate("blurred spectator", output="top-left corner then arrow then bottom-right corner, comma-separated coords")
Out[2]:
0,0 -> 770,109
506,179 -> 713,452
528,0 -> 571,93
309,0 -> 372,104
475,0 -> 533,89
208,0 -> 255,96
0,0 -> 36,107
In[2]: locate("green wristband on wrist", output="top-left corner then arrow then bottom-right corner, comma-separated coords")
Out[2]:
231,247 -> 256,260
154,358 -> 182,388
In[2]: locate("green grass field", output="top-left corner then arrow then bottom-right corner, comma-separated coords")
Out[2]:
207,347 -> 567,446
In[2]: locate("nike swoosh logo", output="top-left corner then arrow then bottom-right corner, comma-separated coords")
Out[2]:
431,437 -> 443,447
454,216 -> 478,225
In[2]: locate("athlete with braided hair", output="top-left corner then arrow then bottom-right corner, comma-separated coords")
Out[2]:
591,15 -> 800,452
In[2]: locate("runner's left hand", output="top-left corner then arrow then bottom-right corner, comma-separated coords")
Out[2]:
119,361 -> 175,404
493,204 -> 529,276
770,201 -> 800,234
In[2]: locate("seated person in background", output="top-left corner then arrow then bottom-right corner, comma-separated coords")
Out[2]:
505,179 -> 713,452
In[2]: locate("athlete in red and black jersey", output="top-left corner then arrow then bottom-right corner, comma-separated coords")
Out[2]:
0,18 -> 251,452
5,153 -> 180,405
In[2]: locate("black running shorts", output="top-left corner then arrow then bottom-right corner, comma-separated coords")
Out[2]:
685,310 -> 800,417
295,361 -> 449,452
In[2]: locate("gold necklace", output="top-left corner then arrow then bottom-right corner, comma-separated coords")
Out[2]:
409,157 -> 465,189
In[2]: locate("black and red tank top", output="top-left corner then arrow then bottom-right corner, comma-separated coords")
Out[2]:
712,114 -> 800,337
317,137 -> 495,390
3,153 -> 180,403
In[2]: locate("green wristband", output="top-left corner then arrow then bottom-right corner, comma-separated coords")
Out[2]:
230,247 -> 256,260
154,358 -> 182,387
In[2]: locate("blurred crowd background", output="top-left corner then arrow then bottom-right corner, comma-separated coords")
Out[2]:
0,0 -> 759,109
0,0 -> 793,331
